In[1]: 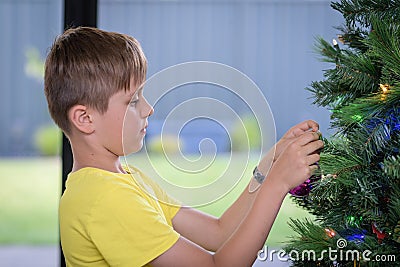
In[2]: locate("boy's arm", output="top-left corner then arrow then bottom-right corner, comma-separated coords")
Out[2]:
153,176 -> 287,267
171,120 -> 319,251
170,153 -> 270,252
151,129 -> 323,267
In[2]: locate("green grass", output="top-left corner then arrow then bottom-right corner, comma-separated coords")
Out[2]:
0,157 -> 60,244
0,155 -> 313,246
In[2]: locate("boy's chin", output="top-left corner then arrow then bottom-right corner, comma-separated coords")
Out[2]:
123,144 -> 143,155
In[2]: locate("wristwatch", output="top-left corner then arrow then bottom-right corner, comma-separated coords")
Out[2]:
253,166 -> 266,184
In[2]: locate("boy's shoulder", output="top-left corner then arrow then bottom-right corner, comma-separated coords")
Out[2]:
64,165 -> 155,196
62,165 -> 180,208
67,166 -> 134,184
60,166 -> 147,215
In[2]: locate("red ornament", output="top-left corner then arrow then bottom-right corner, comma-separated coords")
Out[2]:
372,222 -> 387,243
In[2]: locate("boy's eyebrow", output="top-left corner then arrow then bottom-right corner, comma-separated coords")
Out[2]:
136,82 -> 146,93
130,86 -> 143,98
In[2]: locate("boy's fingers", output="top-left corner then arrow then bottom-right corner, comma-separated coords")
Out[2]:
297,131 -> 321,146
303,140 -> 324,155
286,120 -> 319,138
302,120 -> 319,132
294,120 -> 319,133
309,164 -> 320,175
306,153 -> 320,166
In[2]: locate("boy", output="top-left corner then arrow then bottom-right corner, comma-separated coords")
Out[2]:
45,27 -> 323,266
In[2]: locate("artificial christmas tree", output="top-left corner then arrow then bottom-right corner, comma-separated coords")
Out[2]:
284,1 -> 400,266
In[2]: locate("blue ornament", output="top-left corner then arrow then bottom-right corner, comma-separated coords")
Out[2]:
386,108 -> 400,132
365,107 -> 400,141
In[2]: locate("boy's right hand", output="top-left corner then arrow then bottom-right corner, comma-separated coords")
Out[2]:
268,131 -> 323,192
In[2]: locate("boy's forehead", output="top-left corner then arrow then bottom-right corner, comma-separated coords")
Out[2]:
128,83 -> 144,97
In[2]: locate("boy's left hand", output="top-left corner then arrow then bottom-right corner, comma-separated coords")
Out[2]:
257,120 -> 320,175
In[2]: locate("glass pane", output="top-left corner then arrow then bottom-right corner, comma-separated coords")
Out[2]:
0,0 -> 62,156
0,0 -> 62,265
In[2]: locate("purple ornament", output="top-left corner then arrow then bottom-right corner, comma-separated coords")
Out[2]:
289,174 -> 322,197
289,179 -> 311,197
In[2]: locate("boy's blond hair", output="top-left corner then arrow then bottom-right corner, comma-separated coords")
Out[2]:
44,27 -> 147,134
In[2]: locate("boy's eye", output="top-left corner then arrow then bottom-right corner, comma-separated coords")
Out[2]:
130,99 -> 139,106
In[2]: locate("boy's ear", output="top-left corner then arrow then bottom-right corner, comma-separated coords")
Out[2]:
68,105 -> 95,134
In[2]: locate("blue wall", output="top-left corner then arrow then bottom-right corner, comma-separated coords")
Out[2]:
99,0 -> 343,153
0,0 -> 62,156
0,0 -> 343,155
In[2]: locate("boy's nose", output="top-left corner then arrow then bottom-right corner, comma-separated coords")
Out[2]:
148,105 -> 154,117
142,98 -> 154,117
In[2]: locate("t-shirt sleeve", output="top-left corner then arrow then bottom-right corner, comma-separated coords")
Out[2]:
158,190 -> 181,225
139,173 -> 182,225
126,166 -> 181,225
88,185 -> 180,267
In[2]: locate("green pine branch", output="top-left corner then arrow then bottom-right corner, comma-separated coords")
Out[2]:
384,154 -> 400,178
308,37 -> 381,109
332,0 -> 400,28
332,86 -> 400,135
335,24 -> 370,52
284,218 -> 337,253
366,15 -> 400,81
283,219 -> 396,267
287,1 -> 400,265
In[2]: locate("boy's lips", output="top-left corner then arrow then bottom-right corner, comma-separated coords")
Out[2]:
141,123 -> 148,134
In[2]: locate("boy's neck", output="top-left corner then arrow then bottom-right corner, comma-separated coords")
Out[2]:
70,140 -> 127,174
72,160 -> 127,174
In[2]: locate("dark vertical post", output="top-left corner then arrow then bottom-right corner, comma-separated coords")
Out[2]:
61,1 -> 97,266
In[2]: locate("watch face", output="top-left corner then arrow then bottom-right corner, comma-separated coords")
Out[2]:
252,167 -> 265,184
254,170 -> 265,184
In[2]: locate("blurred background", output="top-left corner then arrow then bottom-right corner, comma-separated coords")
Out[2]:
0,0 -> 343,266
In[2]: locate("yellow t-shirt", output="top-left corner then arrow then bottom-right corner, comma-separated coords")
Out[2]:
59,166 -> 181,267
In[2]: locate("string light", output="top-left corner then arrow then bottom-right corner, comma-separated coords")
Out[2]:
325,228 -> 336,238
351,114 -> 363,122
379,83 -> 390,94
337,35 -> 345,44
379,84 -> 390,101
